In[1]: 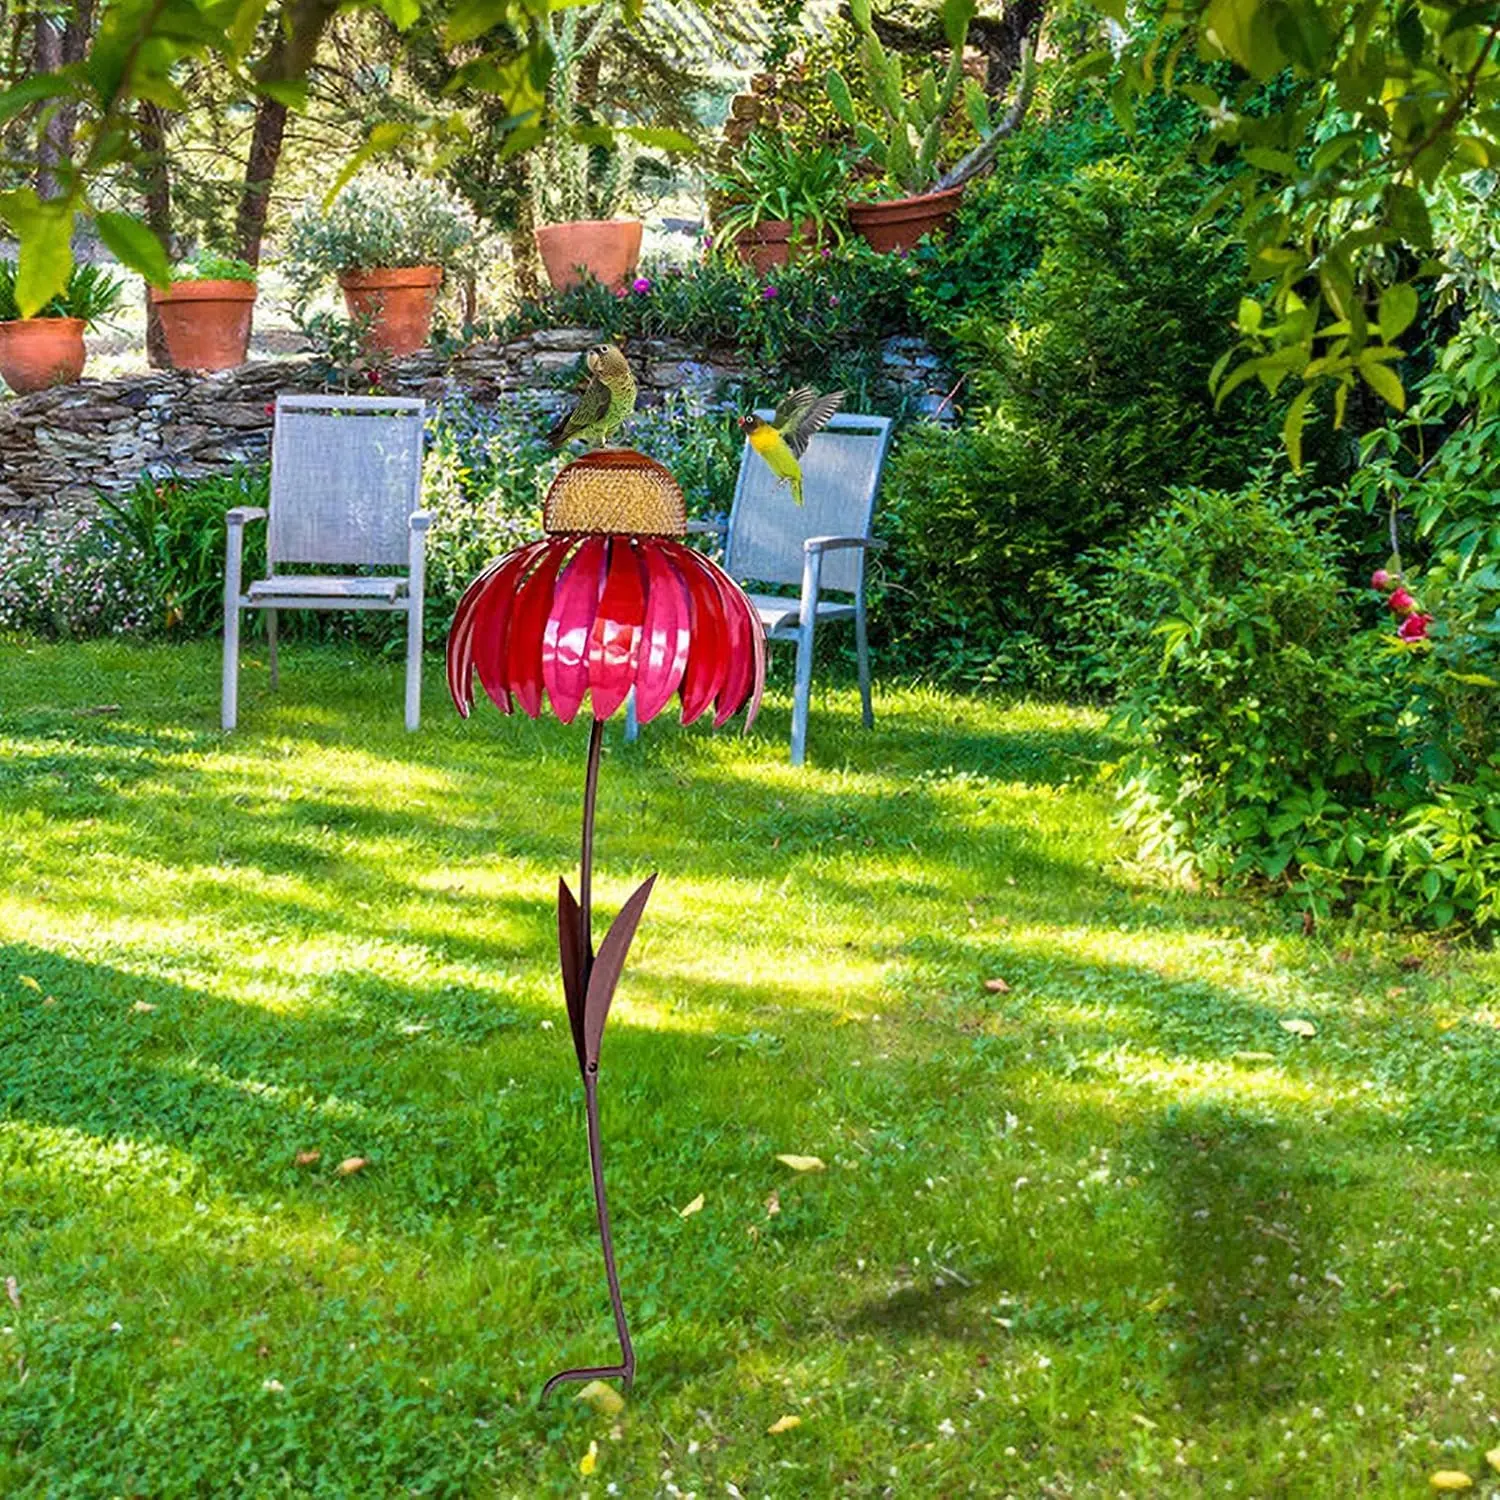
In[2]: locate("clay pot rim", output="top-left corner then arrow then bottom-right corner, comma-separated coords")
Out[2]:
0,315 -> 87,330
150,279 -> 258,304
847,184 -> 966,217
535,218 -> 643,233
336,265 -> 444,286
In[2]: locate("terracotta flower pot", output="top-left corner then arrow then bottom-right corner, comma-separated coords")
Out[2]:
534,220 -> 643,293
338,265 -> 443,359
0,317 -> 86,394
733,218 -> 822,275
150,279 -> 257,371
847,185 -> 965,254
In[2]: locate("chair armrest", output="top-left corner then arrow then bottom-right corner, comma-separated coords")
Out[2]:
804,534 -> 885,555
226,506 -> 267,526
409,510 -> 433,533
686,516 -> 727,536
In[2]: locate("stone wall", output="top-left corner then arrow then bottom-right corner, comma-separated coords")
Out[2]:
0,327 -> 952,529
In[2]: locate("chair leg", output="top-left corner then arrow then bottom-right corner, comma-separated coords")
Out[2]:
623,689 -> 639,743
790,614 -> 816,767
266,608 -> 279,690
855,595 -> 874,730
222,601 -> 240,731
405,596 -> 423,732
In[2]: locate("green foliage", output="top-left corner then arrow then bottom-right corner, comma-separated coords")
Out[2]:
172,251 -> 257,284
488,248 -> 926,382
1112,0 -> 1500,451
99,470 -> 269,637
827,0 -> 978,195
1097,480 -> 1388,911
708,133 -> 849,249
285,171 -> 485,295
0,259 -> 124,326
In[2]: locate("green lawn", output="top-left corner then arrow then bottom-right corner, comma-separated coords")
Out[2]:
2,637 -> 1499,1498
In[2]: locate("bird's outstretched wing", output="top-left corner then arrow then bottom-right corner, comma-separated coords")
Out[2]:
548,377 -> 610,449
784,389 -> 845,457
771,386 -> 817,436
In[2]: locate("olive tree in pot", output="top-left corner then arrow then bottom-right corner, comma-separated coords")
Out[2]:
286,172 -> 482,358
707,134 -> 848,274
828,0 -> 1034,253
0,261 -> 124,394
149,251 -> 258,371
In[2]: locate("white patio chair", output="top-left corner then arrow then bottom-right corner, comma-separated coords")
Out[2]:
221,394 -> 430,732
628,409 -> 892,765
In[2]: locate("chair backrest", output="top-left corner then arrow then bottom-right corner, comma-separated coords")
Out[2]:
724,410 -> 893,595
267,395 -> 426,570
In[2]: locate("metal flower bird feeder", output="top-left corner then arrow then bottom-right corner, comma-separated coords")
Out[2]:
447,448 -> 765,1399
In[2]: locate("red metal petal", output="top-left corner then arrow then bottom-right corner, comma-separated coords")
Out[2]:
472,539 -> 553,716
505,539 -> 573,718
699,558 -> 757,728
543,536 -> 606,724
724,570 -> 766,730
587,538 -> 647,721
668,541 -> 730,726
634,543 -> 692,724
447,541 -> 549,717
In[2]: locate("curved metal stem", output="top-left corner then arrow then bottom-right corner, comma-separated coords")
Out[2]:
541,718 -> 635,1400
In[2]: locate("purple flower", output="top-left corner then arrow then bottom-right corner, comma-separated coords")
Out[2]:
828,294 -> 840,307
632,276 -> 652,294
762,285 -> 779,300
702,234 -> 714,249
821,246 -> 831,258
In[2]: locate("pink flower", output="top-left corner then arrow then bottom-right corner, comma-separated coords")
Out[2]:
1397,612 -> 1433,641
613,287 -> 629,298
702,234 -> 713,248
828,294 -> 840,307
762,285 -> 778,300
263,403 -> 274,416
1371,568 -> 1394,591
632,276 -> 652,294
1388,587 -> 1416,615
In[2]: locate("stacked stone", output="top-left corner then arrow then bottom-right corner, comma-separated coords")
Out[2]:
0,326 -> 951,531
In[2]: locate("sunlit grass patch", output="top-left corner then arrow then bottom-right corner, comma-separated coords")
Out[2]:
1,637 -> 1499,1497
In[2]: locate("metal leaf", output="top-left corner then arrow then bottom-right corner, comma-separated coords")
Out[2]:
558,877 -> 589,1072
582,875 -> 656,1070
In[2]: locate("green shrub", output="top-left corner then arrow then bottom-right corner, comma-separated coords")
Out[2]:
1097,480 -> 1386,905
99,469 -> 268,637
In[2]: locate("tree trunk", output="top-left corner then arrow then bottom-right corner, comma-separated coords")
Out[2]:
234,96 -> 287,266
138,103 -> 174,368
33,13 -> 64,198
232,0 -> 342,268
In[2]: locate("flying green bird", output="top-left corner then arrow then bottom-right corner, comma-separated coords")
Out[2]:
548,343 -> 637,450
739,386 -> 845,506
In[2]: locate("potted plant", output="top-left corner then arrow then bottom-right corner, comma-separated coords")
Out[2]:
286,172 -> 482,358
149,251 -> 258,371
827,0 -> 1034,253
528,7 -> 676,292
0,260 -> 124,394
708,133 -> 848,274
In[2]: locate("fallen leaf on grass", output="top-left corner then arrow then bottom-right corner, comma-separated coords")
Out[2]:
1487,1448 -> 1500,1474
679,1194 -> 704,1218
767,1414 -> 802,1434
131,1001 -> 157,1015
579,1440 -> 599,1476
1279,1018 -> 1316,1038
17,975 -> 40,993
982,978 -> 1011,994
765,1190 -> 780,1218
335,1157 -> 368,1177
1130,1413 -> 1158,1431
294,1150 -> 321,1167
576,1380 -> 625,1417
1232,1051 -> 1276,1062
776,1154 -> 825,1173
1429,1473 -> 1471,1492
5,1276 -> 18,1309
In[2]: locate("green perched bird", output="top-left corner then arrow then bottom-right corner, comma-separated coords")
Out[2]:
548,343 -> 638,450
739,386 -> 845,506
